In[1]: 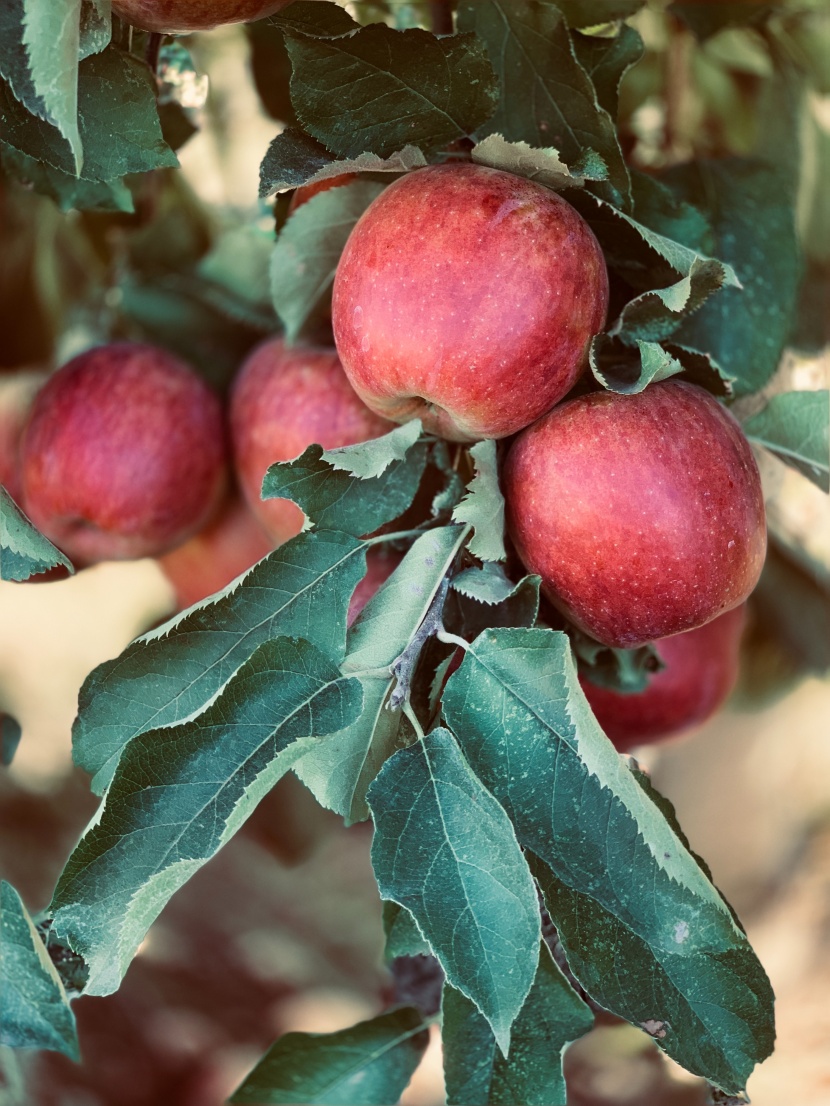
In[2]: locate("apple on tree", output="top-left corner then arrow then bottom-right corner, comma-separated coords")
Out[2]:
580,604 -> 747,753
110,0 -> 295,33
504,380 -> 766,648
230,337 -> 392,544
158,494 -> 274,611
20,342 -> 228,565
332,163 -> 609,442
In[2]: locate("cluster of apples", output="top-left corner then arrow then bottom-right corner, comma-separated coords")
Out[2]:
1,164 -> 766,752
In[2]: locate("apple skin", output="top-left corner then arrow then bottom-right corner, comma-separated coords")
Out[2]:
0,369 -> 46,503
504,381 -> 766,648
20,343 -> 228,565
580,604 -> 747,752
230,337 -> 392,543
289,174 -> 359,215
110,0 -> 293,33
332,163 -> 609,442
159,494 -> 274,610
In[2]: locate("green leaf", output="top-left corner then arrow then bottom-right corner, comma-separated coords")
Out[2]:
286,25 -> 498,159
73,531 -> 367,794
52,637 -> 362,997
0,488 -> 74,582
262,442 -> 428,538
295,525 -> 467,823
0,0 -> 84,172
743,391 -> 829,492
665,158 -> 800,396
1,713 -> 23,768
446,573 -> 541,640
457,0 -> 630,208
322,420 -> 423,480
268,0 -> 360,38
470,133 -> 595,190
451,563 -> 521,606
382,902 -> 431,960
230,1006 -> 429,1105
442,628 -> 775,1094
556,0 -> 646,26
442,943 -> 594,1106
751,536 -> 830,678
451,440 -> 505,563
0,882 -> 79,1060
270,179 -> 385,342
0,143 -> 132,212
259,126 -> 427,198
78,0 -> 110,59
0,46 -> 175,182
368,728 -> 539,1052
589,335 -> 684,394
572,23 -> 644,122
588,336 -> 734,397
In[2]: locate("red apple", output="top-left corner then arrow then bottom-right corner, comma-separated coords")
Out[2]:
20,343 -> 228,565
289,174 -> 359,215
580,605 -> 747,752
110,0 -> 294,33
332,163 -> 609,442
159,494 -> 274,610
0,369 -> 46,502
230,337 -> 392,544
347,548 -> 402,626
504,381 -> 766,648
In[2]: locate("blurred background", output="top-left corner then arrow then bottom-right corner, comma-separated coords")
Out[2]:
1,3 -> 829,1104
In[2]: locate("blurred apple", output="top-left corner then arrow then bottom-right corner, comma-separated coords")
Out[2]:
332,163 -> 608,442
230,337 -> 392,544
289,174 -> 359,215
580,605 -> 747,753
159,495 -> 274,611
504,381 -> 766,648
0,369 -> 47,502
110,0 -> 295,33
20,343 -> 228,565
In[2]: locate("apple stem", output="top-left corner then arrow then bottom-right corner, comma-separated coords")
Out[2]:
145,32 -> 163,77
436,630 -> 469,653
403,701 -> 427,743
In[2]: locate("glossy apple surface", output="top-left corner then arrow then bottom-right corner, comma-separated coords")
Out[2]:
231,337 -> 392,543
504,381 -> 766,648
332,163 -> 608,442
0,369 -> 46,502
20,343 -> 228,564
110,0 -> 293,33
581,605 -> 746,752
159,495 -> 274,610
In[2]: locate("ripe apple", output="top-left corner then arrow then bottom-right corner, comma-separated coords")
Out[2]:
230,337 -> 392,543
159,494 -> 274,610
110,0 -> 295,33
0,369 -> 46,502
289,174 -> 359,215
580,605 -> 747,752
504,381 -> 766,648
332,163 -> 609,442
20,343 -> 228,565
